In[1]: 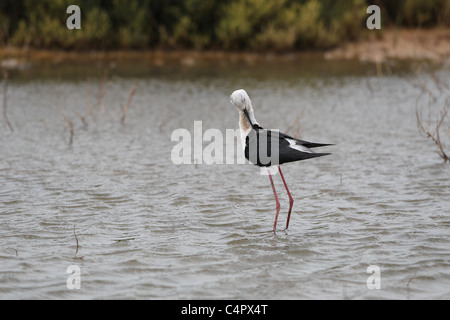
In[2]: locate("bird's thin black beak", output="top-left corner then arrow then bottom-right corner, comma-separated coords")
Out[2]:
243,108 -> 253,126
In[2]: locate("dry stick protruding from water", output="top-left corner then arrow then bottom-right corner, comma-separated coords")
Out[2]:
414,70 -> 450,162
85,71 -> 109,121
73,225 -> 79,256
416,97 -> 450,162
285,110 -> 304,138
73,225 -> 84,259
75,111 -> 88,127
406,270 -> 417,298
94,72 -> 108,116
57,88 -> 74,146
2,71 -> 13,132
159,119 -> 168,132
120,81 -> 137,125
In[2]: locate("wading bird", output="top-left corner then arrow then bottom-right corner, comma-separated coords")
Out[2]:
230,89 -> 331,231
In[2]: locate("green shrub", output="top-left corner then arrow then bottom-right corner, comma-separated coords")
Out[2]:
1,0 -> 449,51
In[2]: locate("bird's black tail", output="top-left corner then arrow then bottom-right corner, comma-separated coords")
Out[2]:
305,152 -> 332,159
302,142 -> 334,149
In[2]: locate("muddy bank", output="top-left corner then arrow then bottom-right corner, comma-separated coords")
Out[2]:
324,28 -> 450,64
1,28 -> 449,71
0,47 -> 314,70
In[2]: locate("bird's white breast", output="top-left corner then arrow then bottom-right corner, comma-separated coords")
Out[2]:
239,112 -> 252,149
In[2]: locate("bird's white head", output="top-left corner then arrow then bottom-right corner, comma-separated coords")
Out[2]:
230,89 -> 259,143
230,89 -> 252,112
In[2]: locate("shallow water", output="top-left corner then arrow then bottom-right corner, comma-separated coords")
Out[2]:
1,56 -> 450,299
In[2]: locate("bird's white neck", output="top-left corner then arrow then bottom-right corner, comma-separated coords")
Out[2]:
238,109 -> 258,147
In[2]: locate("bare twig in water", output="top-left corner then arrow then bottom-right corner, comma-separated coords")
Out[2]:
73,225 -> 79,255
448,121 -> 450,141
366,77 -> 374,96
2,71 -> 13,132
73,226 -> 84,259
57,87 -> 74,146
86,83 -> 96,121
413,80 -> 438,102
85,71 -> 109,120
120,81 -> 137,125
159,119 -> 168,132
416,96 -> 450,162
428,69 -> 450,93
285,110 -> 304,138
407,270 -> 417,288
414,70 -> 450,162
406,270 -> 417,298
75,111 -> 88,127
95,70 -> 108,115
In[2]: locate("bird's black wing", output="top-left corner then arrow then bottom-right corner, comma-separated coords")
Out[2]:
245,128 -> 331,167
278,131 -> 333,149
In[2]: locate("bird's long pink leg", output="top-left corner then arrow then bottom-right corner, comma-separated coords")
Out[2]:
268,169 -> 280,231
278,166 -> 294,230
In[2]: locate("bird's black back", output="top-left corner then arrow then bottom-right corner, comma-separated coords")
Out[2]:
244,126 -> 331,167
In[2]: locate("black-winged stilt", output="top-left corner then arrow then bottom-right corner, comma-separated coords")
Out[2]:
230,89 -> 332,231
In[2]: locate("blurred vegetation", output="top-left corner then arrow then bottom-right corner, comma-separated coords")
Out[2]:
0,0 -> 449,51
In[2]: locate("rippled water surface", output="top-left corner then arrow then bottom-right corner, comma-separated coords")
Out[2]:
1,56 -> 450,299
